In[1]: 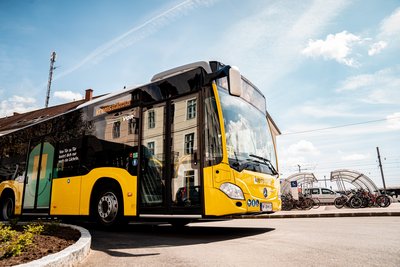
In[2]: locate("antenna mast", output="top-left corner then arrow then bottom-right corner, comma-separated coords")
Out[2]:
45,51 -> 57,108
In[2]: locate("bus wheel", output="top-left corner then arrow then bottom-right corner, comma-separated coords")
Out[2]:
95,188 -> 121,226
1,195 -> 15,221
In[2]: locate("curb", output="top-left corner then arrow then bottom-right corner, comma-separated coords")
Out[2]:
16,224 -> 91,267
232,211 -> 400,219
257,211 -> 400,219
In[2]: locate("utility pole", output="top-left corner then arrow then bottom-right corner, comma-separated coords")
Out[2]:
297,164 -> 301,173
376,147 -> 387,195
45,51 -> 57,108
324,175 -> 327,188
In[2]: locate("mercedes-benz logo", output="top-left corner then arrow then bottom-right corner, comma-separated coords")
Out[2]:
263,188 -> 268,198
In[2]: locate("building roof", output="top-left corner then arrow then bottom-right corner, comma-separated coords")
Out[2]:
0,89 -> 98,135
0,88 -> 281,136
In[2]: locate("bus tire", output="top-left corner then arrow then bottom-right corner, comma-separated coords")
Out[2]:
0,193 -> 15,221
94,185 -> 123,226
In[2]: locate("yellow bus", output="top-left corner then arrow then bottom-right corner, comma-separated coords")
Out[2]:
0,61 -> 280,226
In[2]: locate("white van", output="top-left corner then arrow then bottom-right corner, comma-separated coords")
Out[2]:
304,188 -> 340,204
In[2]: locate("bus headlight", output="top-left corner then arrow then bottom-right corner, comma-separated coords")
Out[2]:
220,183 -> 244,200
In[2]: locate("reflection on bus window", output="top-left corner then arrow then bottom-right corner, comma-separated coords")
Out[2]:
171,94 -> 200,208
141,105 -> 165,206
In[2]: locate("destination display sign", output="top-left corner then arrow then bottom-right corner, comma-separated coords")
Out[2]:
93,95 -> 133,116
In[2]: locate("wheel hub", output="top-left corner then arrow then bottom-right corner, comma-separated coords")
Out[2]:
97,192 -> 118,223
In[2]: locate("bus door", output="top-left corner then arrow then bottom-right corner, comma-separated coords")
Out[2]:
169,94 -> 201,213
139,93 -> 202,215
22,137 -> 55,214
139,102 -> 166,210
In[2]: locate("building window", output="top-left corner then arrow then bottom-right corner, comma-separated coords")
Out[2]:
128,118 -> 135,135
112,121 -> 121,139
187,99 -> 196,120
184,133 -> 194,154
147,141 -> 155,156
184,170 -> 195,187
148,110 -> 155,129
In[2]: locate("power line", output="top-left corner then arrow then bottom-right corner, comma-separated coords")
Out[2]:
280,116 -> 400,136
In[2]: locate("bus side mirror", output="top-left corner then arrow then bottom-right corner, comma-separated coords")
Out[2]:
229,66 -> 242,97
204,65 -> 241,97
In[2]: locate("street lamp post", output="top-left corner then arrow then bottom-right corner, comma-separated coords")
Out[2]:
376,147 -> 387,195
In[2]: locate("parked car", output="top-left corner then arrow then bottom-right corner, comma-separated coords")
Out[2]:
303,188 -> 341,204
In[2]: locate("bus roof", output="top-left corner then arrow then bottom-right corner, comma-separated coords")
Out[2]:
151,61 -> 212,82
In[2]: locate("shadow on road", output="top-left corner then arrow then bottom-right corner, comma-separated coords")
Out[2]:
82,222 -> 275,258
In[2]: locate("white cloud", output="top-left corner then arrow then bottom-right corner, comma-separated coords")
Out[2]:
0,95 -> 38,117
380,7 -> 400,37
337,67 -> 400,104
9,95 -> 36,104
387,112 -> 400,130
301,31 -> 363,67
287,101 -> 366,120
277,139 -> 320,175
337,73 -> 375,92
300,8 -> 400,66
363,89 -> 400,104
368,41 -> 387,56
375,7 -> 400,52
279,156 -> 308,171
54,91 -> 83,102
288,140 -> 320,156
210,0 -> 349,89
341,153 -> 370,161
298,103 -> 362,119
337,68 -> 398,91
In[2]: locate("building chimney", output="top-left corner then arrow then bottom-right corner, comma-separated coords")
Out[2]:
85,89 -> 93,101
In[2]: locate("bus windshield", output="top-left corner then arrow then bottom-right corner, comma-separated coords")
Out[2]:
218,87 -> 277,175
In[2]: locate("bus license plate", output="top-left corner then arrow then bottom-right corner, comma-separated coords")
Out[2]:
261,202 -> 272,212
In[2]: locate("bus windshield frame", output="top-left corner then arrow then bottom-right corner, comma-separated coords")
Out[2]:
217,85 -> 277,175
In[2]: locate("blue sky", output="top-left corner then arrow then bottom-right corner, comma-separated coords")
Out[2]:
1,0 -> 399,188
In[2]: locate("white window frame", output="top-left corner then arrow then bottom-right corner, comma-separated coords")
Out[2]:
147,141 -> 155,156
148,110 -> 155,129
184,133 -> 195,155
186,98 -> 197,120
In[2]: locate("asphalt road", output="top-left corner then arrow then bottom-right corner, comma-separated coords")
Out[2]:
79,217 -> 400,267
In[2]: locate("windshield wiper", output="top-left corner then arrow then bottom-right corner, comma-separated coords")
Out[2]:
229,158 -> 259,172
229,152 -> 257,172
249,154 -> 278,176
231,151 -> 240,169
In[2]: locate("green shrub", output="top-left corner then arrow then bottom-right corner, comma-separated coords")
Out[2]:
24,223 -> 44,236
0,224 -> 16,243
0,222 -> 44,259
